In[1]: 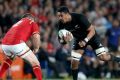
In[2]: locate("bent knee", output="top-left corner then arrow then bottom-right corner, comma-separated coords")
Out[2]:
98,52 -> 111,61
29,60 -> 40,67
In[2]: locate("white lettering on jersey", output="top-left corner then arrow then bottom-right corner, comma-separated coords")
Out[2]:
75,25 -> 79,29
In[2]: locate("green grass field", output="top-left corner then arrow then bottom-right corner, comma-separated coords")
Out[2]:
42,79 -> 120,80
21,78 -> 120,80
23,79 -> 120,80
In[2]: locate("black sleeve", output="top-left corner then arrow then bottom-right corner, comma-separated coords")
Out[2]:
56,22 -> 67,45
77,14 -> 91,30
57,21 -> 64,31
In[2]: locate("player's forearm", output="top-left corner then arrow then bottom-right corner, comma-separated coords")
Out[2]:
85,25 -> 95,42
32,34 -> 41,50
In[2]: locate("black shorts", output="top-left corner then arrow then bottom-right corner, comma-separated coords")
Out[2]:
72,35 -> 104,54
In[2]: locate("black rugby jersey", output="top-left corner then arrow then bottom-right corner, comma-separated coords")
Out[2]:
57,13 -> 91,39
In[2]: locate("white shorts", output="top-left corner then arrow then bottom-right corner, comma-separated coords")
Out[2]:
1,42 -> 33,58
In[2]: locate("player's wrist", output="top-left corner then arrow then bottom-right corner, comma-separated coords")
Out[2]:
84,37 -> 89,43
33,48 -> 39,54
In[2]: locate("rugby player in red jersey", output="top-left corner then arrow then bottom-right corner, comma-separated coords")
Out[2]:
0,13 -> 42,80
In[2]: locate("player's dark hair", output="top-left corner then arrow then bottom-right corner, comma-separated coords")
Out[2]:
57,6 -> 69,13
22,13 -> 36,20
22,13 -> 33,18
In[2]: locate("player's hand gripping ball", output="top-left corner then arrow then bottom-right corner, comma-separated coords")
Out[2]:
58,29 -> 73,43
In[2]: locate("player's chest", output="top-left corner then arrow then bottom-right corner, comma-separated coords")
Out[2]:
63,22 -> 81,32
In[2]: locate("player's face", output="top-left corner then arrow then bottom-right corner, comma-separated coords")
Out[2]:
57,12 -> 69,23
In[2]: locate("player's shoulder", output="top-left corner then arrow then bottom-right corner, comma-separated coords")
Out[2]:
71,13 -> 87,22
21,18 -> 29,21
71,12 -> 84,18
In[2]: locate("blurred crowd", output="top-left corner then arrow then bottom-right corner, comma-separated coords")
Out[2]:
0,0 -> 120,79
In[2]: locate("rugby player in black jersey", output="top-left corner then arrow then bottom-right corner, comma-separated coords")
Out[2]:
56,6 -> 120,80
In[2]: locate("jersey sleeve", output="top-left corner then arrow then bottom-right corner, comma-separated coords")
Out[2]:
56,22 -> 67,45
77,14 -> 91,30
57,21 -> 64,31
31,22 -> 40,35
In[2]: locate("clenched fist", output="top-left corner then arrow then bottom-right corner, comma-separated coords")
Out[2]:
78,40 -> 86,47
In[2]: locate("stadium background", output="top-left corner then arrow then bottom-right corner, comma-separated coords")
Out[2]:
0,0 -> 120,80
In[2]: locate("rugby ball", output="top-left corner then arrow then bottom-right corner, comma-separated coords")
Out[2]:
58,29 -> 73,42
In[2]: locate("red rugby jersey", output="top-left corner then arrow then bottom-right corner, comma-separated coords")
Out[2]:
2,18 -> 39,45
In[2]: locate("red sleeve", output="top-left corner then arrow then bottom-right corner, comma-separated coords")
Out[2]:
31,22 -> 40,35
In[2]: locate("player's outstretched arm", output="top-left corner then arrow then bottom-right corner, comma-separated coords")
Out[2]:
31,34 -> 41,53
86,24 -> 95,41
